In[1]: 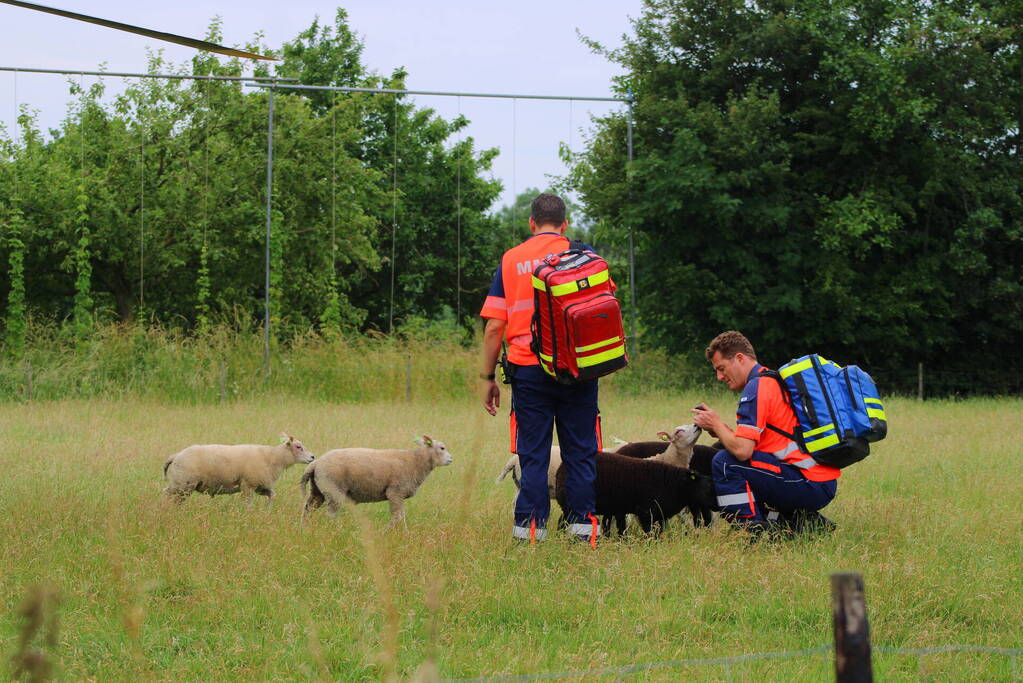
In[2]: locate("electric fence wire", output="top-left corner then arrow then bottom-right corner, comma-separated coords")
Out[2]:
438,644 -> 1023,682
439,644 -> 833,682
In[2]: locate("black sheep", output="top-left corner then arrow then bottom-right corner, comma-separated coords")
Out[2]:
685,444 -> 719,526
554,451 -> 716,536
613,440 -> 670,459
613,439 -> 723,528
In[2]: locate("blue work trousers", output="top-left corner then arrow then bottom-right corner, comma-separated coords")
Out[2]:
510,364 -> 599,533
712,449 -> 836,524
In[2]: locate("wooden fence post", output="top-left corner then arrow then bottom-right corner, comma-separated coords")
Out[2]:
405,354 -> 413,403
24,361 -> 33,401
218,360 -> 228,403
832,572 -> 873,682
917,362 -> 924,401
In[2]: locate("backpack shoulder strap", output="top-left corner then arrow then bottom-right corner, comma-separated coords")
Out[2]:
759,368 -> 797,442
567,238 -> 587,252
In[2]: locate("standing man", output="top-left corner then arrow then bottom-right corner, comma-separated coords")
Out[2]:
691,330 -> 839,537
479,193 -> 601,545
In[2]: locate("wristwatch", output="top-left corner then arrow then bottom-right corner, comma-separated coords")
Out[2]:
479,372 -> 496,380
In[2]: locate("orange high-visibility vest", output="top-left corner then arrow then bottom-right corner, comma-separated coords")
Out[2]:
479,232 -> 571,366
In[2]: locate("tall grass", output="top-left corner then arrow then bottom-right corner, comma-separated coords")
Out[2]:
1,392 -> 1020,680
0,320 -> 718,404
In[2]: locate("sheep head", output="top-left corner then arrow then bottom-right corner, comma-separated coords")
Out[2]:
669,424 -> 702,449
416,435 -> 454,467
281,433 -> 315,463
655,424 -> 701,468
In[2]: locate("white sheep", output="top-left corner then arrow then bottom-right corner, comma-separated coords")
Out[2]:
494,446 -> 562,499
611,425 -> 703,468
300,435 -> 453,527
163,433 -> 315,504
649,424 -> 702,468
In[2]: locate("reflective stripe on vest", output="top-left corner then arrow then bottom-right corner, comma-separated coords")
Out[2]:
770,440 -> 821,470
788,456 -> 820,470
771,441 -> 801,460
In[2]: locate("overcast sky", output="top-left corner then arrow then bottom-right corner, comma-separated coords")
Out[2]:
0,1 -> 644,208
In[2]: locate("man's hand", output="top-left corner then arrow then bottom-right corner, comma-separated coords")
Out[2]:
482,379 -> 500,416
692,402 -> 754,461
691,403 -> 723,434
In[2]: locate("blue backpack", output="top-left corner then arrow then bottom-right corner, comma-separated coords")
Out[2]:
764,354 -> 887,468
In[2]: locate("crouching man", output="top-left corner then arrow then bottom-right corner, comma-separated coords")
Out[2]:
691,330 -> 838,537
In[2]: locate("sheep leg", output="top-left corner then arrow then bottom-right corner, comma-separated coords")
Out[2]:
636,510 -> 653,534
690,505 -> 713,528
163,482 -> 196,504
650,510 -> 667,537
240,482 -> 257,504
302,490 -> 325,522
325,490 -> 359,519
385,492 -> 406,529
687,504 -> 701,527
310,478 -> 348,518
256,485 -> 275,508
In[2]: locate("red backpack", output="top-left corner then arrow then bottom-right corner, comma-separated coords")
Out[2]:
530,243 -> 628,383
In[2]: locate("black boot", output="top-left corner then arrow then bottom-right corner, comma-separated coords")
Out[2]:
729,517 -> 794,542
784,509 -> 837,535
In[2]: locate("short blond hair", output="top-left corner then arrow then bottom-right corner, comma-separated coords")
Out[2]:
705,330 -> 757,362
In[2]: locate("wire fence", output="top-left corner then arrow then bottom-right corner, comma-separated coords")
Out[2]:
441,644 -> 1022,682
872,367 -> 1023,399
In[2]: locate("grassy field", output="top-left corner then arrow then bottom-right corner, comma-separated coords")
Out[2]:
1,391 -> 1021,681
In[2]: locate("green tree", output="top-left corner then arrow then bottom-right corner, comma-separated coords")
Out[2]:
571,0 -> 1023,393
0,10 -> 509,341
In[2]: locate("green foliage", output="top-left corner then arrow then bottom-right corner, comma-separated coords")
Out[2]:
0,12 -> 504,341
0,317 -> 722,404
570,0 -> 1023,394
71,181 -> 93,340
2,206 -> 26,357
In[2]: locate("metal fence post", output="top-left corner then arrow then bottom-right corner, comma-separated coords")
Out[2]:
626,89 -> 637,360
263,79 -> 276,381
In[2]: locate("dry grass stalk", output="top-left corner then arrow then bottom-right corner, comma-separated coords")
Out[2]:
12,584 -> 60,682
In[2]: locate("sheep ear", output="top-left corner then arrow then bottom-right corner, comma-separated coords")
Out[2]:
422,435 -> 433,447
657,431 -> 670,441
